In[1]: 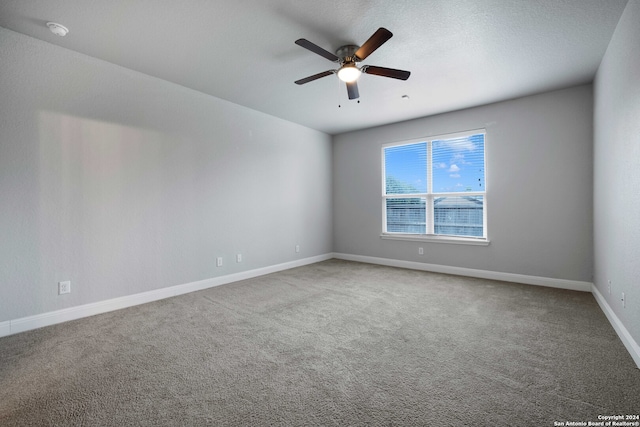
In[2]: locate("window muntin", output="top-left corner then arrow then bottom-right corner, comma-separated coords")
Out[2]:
382,131 -> 486,240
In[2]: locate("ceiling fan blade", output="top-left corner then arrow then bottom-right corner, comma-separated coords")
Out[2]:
362,66 -> 411,80
355,27 -> 393,60
295,70 -> 335,85
295,39 -> 340,62
346,81 -> 359,100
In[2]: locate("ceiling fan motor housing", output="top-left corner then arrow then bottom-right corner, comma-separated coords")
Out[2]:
336,45 -> 361,63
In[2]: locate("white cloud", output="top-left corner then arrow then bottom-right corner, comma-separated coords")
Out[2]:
448,164 -> 460,172
452,153 -> 472,164
434,136 -> 476,151
449,173 -> 461,178
434,162 -> 447,169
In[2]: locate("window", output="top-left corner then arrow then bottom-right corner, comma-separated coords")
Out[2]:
382,130 -> 487,243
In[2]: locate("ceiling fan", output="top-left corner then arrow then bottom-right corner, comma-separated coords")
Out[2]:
294,27 -> 411,100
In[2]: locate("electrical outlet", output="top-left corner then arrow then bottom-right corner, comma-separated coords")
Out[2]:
608,280 -> 611,294
295,245 -> 300,253
58,280 -> 71,295
216,257 -> 223,267
418,247 -> 424,255
621,292 -> 625,308
236,253 -> 242,263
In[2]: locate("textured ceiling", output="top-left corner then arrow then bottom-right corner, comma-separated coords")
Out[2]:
0,0 -> 629,135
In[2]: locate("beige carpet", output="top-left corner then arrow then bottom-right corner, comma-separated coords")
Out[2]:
1,259 -> 638,426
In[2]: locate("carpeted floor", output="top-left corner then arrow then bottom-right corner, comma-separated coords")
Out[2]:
0,259 -> 638,426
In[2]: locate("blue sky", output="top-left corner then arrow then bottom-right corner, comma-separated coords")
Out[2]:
385,134 -> 485,194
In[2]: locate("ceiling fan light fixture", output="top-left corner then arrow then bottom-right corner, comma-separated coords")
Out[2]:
337,64 -> 361,83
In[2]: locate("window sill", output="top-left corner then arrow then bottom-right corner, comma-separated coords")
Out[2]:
380,233 -> 490,246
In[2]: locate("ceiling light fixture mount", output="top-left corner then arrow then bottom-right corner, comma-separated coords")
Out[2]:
46,22 -> 69,37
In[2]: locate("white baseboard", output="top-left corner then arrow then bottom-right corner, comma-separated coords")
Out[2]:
332,253 -> 592,292
0,321 -> 10,337
591,285 -> 640,369
0,253 -> 333,338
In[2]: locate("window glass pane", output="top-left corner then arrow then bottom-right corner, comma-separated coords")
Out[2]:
434,196 -> 484,237
386,198 -> 426,233
432,134 -> 484,193
384,142 -> 427,194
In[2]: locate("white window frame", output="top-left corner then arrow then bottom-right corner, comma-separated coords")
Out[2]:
380,129 -> 489,246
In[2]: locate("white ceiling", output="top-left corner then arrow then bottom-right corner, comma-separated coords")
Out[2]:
0,0 -> 629,135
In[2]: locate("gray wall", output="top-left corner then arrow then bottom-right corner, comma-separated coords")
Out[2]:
0,27 -> 332,322
333,85 -> 593,282
594,0 -> 640,344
